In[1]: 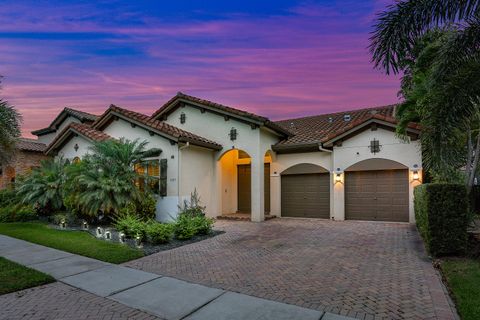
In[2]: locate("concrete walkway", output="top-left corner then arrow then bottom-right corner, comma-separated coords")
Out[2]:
0,235 -> 355,320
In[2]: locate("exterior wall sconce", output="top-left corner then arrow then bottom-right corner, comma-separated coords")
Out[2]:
412,170 -> 419,181
74,143 -> 79,152
229,127 -> 237,141
180,112 -> 186,124
335,173 -> 342,183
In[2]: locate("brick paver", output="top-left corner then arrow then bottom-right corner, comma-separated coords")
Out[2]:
0,282 -> 160,320
125,219 -> 457,320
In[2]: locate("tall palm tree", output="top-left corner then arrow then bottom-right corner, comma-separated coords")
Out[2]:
0,99 -> 22,165
370,1 -> 480,187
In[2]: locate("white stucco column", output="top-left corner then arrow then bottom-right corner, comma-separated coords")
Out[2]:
332,172 -> 345,220
251,154 -> 265,222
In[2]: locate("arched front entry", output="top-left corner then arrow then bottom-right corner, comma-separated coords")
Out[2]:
344,158 -> 409,222
218,148 -> 271,220
280,163 -> 330,219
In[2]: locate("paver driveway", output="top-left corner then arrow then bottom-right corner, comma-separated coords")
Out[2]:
126,219 -> 456,320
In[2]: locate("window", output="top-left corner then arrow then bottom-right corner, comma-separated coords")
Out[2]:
180,112 -> 186,124
134,160 -> 160,194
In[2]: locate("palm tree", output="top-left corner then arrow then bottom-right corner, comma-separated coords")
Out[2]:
71,138 -> 157,218
370,1 -> 480,75
16,158 -> 67,213
370,1 -> 480,188
0,99 -> 22,165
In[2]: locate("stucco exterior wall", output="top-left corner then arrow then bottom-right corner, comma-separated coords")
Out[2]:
179,145 -> 216,218
57,135 -> 93,160
101,118 -> 180,221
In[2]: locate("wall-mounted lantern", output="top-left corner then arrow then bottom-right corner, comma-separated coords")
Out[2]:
74,143 -> 79,152
180,112 -> 186,124
335,173 -> 342,183
229,127 -> 237,141
412,170 -> 419,181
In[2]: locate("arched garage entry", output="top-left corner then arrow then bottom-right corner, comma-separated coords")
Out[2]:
281,163 -> 330,218
344,158 -> 409,222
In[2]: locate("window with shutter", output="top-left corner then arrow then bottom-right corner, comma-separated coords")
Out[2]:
160,159 -> 168,197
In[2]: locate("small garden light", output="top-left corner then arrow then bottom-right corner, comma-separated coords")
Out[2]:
97,227 -> 103,236
60,219 -> 66,228
119,232 -> 126,243
105,231 -> 111,240
135,234 -> 142,247
83,221 -> 88,230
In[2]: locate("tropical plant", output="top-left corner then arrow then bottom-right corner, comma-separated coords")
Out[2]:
0,77 -> 22,165
370,1 -> 480,189
69,138 -> 156,218
16,158 -> 67,213
191,215 -> 214,235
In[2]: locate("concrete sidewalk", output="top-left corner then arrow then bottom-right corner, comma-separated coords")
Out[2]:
0,235 -> 355,320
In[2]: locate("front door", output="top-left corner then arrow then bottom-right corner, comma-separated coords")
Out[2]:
237,164 -> 270,213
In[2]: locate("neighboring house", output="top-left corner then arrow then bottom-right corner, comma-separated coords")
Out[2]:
0,138 -> 49,189
42,93 -> 422,223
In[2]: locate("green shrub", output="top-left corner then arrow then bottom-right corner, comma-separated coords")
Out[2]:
113,213 -> 147,240
178,189 -> 206,217
119,193 -> 157,221
191,216 -> 214,235
0,205 -> 37,222
146,222 -> 173,244
414,183 -> 469,257
136,193 -> 157,220
0,189 -> 18,207
173,215 -> 196,240
14,206 -> 37,222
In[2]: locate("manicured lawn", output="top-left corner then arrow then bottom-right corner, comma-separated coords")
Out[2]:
0,222 -> 143,264
441,259 -> 480,320
0,257 -> 54,295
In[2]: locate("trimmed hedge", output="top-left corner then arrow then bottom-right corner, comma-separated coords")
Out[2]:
414,183 -> 469,257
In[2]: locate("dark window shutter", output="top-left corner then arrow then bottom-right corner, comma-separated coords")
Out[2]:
160,159 -> 167,197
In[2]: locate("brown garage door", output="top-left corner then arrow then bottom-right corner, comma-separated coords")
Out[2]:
345,169 -> 409,222
281,173 -> 330,218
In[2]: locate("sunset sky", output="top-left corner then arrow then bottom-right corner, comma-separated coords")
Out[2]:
0,0 -> 399,138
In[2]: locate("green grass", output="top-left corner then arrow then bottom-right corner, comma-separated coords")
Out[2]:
441,259 -> 480,320
0,257 -> 54,295
0,222 -> 143,264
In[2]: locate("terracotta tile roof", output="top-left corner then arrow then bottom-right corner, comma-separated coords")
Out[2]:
95,105 -> 223,150
32,107 -> 98,136
16,138 -> 47,152
45,122 -> 111,155
274,105 -> 421,148
68,122 -> 111,142
152,92 -> 292,137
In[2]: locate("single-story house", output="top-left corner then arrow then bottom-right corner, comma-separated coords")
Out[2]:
36,93 -> 422,223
